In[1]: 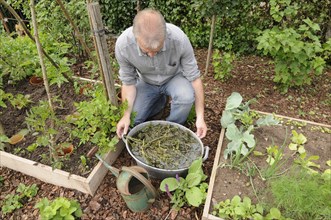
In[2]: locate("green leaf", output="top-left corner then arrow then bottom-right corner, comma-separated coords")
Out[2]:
242,131 -> 255,148
256,115 -> 279,127
253,151 -> 264,156
225,124 -> 241,141
288,143 -> 298,151
221,110 -> 235,128
160,178 -> 179,192
188,157 -> 203,174
231,195 -> 241,206
269,207 -> 281,219
298,145 -> 306,154
185,187 -> 203,207
321,169 -> 331,181
234,206 -> 245,215
225,92 -> 242,110
186,173 -> 202,187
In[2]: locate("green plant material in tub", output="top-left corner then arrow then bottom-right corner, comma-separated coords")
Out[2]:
127,123 -> 201,170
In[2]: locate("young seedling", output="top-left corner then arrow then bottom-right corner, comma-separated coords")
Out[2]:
160,158 -> 208,210
35,197 -> 82,220
1,183 -> 38,216
220,92 -> 279,168
212,195 -> 290,220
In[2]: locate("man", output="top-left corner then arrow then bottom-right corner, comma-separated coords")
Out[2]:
115,9 -> 207,139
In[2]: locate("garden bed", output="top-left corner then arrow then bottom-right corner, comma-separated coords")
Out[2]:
203,112 -> 331,220
0,77 -> 122,195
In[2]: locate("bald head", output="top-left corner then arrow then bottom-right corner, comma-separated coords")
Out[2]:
133,9 -> 166,50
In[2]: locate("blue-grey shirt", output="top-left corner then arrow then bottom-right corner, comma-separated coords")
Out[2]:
115,23 -> 200,86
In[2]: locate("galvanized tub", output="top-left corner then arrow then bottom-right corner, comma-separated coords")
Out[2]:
122,120 -> 209,179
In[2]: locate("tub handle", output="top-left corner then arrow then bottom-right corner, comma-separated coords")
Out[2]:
203,146 -> 210,161
122,134 -> 127,144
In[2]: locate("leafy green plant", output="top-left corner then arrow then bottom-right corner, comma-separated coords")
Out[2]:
321,160 -> 331,181
16,183 -> 39,199
24,100 -> 69,169
69,85 -> 124,155
160,158 -> 208,210
220,92 -> 279,167
212,50 -> 236,81
8,94 -> 32,110
257,2 -> 327,93
261,143 -> 289,180
288,130 -> 320,173
0,32 -> 72,87
267,167 -> 331,220
35,197 -> 82,220
288,130 -> 307,154
0,89 -> 11,108
0,134 -> 10,151
1,183 -> 39,215
25,101 -> 59,149
1,194 -> 22,215
212,195 -> 290,220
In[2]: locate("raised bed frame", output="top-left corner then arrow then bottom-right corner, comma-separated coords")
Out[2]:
0,141 -> 124,195
202,111 -> 331,220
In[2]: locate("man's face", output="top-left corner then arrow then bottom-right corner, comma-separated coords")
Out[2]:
137,38 -> 164,58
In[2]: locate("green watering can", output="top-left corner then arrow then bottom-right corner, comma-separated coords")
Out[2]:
95,154 -> 157,212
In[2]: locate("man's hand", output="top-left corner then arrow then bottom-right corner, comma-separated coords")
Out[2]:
116,115 -> 131,138
196,118 -> 207,139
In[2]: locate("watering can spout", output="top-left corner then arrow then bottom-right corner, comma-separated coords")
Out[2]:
91,148 -> 157,212
95,154 -> 120,177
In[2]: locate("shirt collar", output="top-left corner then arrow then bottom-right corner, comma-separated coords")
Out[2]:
136,41 -> 167,57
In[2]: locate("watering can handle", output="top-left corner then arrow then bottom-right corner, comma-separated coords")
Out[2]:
121,166 -> 158,199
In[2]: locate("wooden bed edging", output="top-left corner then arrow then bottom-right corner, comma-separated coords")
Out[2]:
0,142 -> 124,195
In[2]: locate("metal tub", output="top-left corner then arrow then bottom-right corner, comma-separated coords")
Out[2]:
123,120 -> 209,179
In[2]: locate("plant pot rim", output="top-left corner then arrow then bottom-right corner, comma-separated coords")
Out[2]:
55,143 -> 74,157
29,76 -> 43,86
9,133 -> 25,145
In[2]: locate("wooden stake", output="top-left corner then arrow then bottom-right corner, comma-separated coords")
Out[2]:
204,14 -> 216,76
87,2 -> 118,106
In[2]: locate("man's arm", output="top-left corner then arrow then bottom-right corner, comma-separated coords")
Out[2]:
191,77 -> 207,138
116,84 -> 136,138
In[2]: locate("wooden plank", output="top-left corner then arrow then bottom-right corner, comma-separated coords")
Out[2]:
87,2 -> 118,106
202,128 -> 225,220
87,141 -> 125,194
255,110 -> 331,128
0,143 -> 124,195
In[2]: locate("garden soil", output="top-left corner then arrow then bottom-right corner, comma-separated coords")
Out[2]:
0,43 -> 330,219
